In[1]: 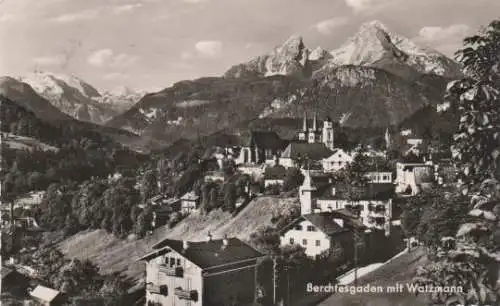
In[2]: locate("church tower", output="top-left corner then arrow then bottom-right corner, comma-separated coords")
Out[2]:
308,112 -> 321,144
298,114 -> 307,141
322,117 -> 334,150
299,170 -> 317,215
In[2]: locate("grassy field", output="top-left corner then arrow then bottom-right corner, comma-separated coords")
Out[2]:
315,247 -> 429,306
58,196 -> 299,282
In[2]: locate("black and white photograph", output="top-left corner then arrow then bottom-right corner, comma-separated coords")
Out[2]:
1,0 -> 499,305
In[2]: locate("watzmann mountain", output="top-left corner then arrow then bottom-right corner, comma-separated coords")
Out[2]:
105,20 -> 461,144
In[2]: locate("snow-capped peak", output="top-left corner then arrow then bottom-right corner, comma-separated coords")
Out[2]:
328,20 -> 463,79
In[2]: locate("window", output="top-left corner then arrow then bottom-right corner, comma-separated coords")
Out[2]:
307,226 -> 316,232
302,239 -> 307,245
165,257 -> 170,265
290,238 -> 294,244
170,257 -> 176,267
176,259 -> 181,266
295,225 -> 302,230
316,240 -> 321,246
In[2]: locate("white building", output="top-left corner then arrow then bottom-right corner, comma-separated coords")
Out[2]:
395,162 -> 434,195
180,191 -> 200,214
321,149 -> 354,173
299,171 -> 393,233
279,212 -> 350,257
139,236 -> 264,306
365,171 -> 393,184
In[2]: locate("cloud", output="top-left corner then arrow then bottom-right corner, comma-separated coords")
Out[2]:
103,72 -> 130,80
418,24 -> 470,41
87,49 -> 140,67
112,3 -> 144,14
415,24 -> 472,56
0,13 -> 25,23
313,17 -> 349,35
345,0 -> 376,12
49,9 -> 100,23
32,55 -> 66,66
194,40 -> 223,58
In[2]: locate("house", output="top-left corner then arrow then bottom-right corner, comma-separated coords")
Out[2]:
365,171 -> 393,184
263,163 -> 288,187
139,236 -> 265,306
180,191 -> 200,214
29,285 -> 63,306
395,162 -> 434,195
279,211 -> 364,258
236,131 -> 288,165
299,171 -> 394,233
1,266 -> 30,296
321,149 -> 353,173
280,142 -> 333,168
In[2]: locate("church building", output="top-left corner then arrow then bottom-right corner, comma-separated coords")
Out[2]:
298,113 -> 334,150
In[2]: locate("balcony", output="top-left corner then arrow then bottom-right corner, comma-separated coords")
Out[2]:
159,265 -> 184,277
147,284 -> 168,296
174,287 -> 198,301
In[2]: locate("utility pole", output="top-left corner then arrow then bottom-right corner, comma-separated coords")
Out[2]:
273,257 -> 279,305
354,229 -> 358,287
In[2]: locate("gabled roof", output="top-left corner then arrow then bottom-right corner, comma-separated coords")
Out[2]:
146,238 -> 264,269
29,285 -> 60,303
246,131 -> 287,151
323,148 -> 353,160
1,267 -> 14,279
281,142 -> 333,161
279,212 -> 348,236
181,191 -> 199,201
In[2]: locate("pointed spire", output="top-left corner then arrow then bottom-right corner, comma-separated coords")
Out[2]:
302,113 -> 308,131
312,112 -> 318,131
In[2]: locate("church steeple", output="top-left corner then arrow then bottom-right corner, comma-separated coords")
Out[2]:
302,113 -> 308,131
312,112 -> 318,131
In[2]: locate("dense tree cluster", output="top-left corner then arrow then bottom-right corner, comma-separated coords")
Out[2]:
411,19 -> 500,306
20,246 -> 129,304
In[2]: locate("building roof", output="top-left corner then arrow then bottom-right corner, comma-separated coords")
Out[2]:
29,285 -> 60,303
279,212 -> 348,236
281,142 -> 333,161
146,238 -> 264,269
264,165 -> 288,180
180,191 -> 199,201
316,183 -> 394,201
323,148 -> 353,160
1,267 -> 14,279
246,131 -> 287,151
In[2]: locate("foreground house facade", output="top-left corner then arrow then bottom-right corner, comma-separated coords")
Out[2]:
139,237 -> 264,306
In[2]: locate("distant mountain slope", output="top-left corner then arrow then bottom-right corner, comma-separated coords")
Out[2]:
0,76 -> 73,122
106,75 -> 306,141
0,82 -> 148,152
16,72 -> 119,123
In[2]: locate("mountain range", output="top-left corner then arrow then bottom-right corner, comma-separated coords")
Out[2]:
14,71 -> 144,124
106,20 -> 462,144
1,20 -> 462,149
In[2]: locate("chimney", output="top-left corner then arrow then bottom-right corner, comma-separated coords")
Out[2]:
183,240 -> 189,250
207,232 -> 213,242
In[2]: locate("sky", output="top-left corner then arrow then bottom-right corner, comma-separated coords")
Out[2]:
0,0 -> 498,92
